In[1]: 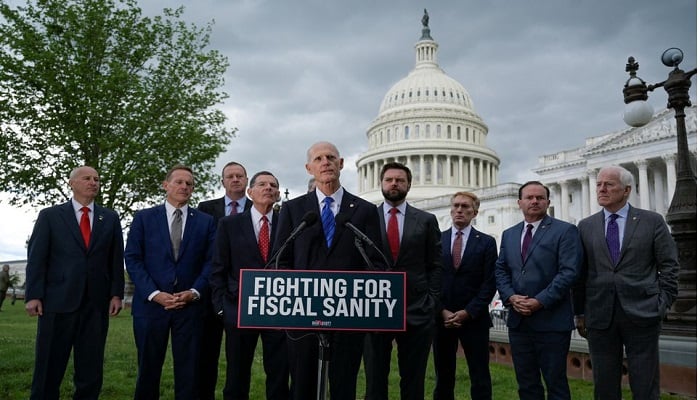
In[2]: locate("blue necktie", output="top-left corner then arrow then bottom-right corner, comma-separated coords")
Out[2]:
321,197 -> 335,248
606,214 -> 620,264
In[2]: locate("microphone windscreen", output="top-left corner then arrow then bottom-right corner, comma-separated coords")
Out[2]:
335,213 -> 350,225
302,211 -> 318,226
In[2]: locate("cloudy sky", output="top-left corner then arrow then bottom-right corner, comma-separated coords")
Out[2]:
0,0 -> 696,260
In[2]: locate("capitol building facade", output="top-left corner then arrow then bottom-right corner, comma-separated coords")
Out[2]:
356,16 -> 697,246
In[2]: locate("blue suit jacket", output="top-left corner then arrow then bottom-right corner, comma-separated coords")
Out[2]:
26,201 -> 124,313
494,215 -> 582,331
125,204 -> 216,317
439,227 -> 497,328
210,210 -> 278,326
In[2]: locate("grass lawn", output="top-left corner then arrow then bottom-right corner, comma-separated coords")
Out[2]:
0,303 -> 693,399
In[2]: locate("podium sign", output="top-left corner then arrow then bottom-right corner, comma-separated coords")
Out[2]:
238,269 -> 406,331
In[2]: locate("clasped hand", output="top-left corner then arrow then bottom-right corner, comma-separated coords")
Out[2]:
153,291 -> 195,310
509,294 -> 542,316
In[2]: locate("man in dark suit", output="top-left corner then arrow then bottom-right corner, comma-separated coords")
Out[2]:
25,166 -> 125,400
433,191 -> 497,400
210,170 -> 289,400
125,164 -> 216,400
273,141 -> 384,400
573,165 -> 679,400
196,161 -> 252,399
365,162 -> 442,400
494,181 -> 582,400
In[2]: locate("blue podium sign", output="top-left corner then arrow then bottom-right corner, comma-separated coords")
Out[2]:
238,269 -> 406,331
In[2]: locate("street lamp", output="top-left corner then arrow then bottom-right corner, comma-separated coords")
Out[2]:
623,48 -> 697,337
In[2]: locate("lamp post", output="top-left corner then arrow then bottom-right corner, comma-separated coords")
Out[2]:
623,48 -> 697,337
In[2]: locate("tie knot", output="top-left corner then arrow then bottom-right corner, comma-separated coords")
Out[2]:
323,197 -> 334,206
81,206 -> 90,214
609,213 -> 619,222
526,223 -> 533,231
261,215 -> 268,223
389,207 -> 399,215
174,208 -> 182,217
456,230 -> 463,237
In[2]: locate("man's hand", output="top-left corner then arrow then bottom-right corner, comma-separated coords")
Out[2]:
441,309 -> 469,328
109,296 -> 123,316
575,315 -> 587,338
25,299 -> 43,317
509,294 -> 542,316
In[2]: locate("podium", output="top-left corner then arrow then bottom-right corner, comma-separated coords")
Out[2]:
238,269 -> 406,399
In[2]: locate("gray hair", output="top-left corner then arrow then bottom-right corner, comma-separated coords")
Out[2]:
599,165 -> 634,188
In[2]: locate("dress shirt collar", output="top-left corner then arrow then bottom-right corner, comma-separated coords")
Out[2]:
382,201 -> 407,216
71,198 -> 94,214
315,187 -> 344,212
603,202 -> 630,221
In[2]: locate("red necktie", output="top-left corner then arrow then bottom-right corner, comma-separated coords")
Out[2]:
387,207 -> 400,261
258,215 -> 269,262
521,223 -> 533,262
230,201 -> 238,216
452,230 -> 463,269
80,206 -> 91,247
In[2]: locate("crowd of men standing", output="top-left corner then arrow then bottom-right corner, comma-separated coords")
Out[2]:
23,141 -> 679,400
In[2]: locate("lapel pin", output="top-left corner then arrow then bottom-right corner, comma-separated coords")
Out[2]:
98,215 -> 104,221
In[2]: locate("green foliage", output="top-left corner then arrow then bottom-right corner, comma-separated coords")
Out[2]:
0,0 -> 235,219
8,272 -> 21,288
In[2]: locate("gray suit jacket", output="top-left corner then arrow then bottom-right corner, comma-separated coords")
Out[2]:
378,203 -> 442,328
573,205 -> 679,328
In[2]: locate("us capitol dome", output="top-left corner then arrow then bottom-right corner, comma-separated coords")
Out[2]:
356,11 -> 500,204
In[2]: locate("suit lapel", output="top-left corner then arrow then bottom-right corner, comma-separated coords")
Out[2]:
179,207 -> 198,260
88,205 -> 107,252
398,205 -> 418,259
618,205 -> 640,267
523,216 -> 551,263
155,206 -> 174,261
458,228 -> 479,269
61,202 -> 87,250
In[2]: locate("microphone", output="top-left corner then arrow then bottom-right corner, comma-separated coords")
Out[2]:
265,211 -> 318,268
336,213 -> 392,270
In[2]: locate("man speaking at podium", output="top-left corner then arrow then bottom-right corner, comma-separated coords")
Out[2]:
273,141 -> 385,400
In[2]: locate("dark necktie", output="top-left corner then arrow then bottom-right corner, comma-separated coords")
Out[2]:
452,230 -> 463,269
387,207 -> 400,261
79,207 -> 91,247
259,215 -> 269,262
521,223 -> 533,262
230,201 -> 238,216
606,214 -> 620,264
171,209 -> 183,261
321,197 -> 335,248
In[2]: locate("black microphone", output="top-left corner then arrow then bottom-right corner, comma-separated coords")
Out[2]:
265,211 -> 318,268
336,213 -> 392,270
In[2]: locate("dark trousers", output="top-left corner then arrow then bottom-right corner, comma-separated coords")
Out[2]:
0,289 -> 6,309
133,306 -> 203,400
587,300 -> 661,400
223,326 -> 289,400
365,321 -> 435,400
287,331 -> 364,400
508,326 -> 571,400
30,303 -> 109,400
197,310 -> 224,400
432,323 -> 492,400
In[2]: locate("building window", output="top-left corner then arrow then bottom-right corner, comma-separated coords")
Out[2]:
457,126 -> 461,140
404,126 -> 409,139
436,125 -> 441,137
414,124 -> 420,139
488,216 -> 495,224
447,125 -> 452,139
426,124 -> 431,138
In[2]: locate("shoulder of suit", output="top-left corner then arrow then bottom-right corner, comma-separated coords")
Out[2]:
197,197 -> 224,208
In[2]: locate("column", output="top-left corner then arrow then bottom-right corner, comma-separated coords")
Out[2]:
663,154 -> 676,204
419,155 -> 425,185
587,169 -> 598,215
653,168 -> 665,213
635,160 -> 650,210
580,177 -> 590,218
432,154 -> 438,184
469,158 -> 475,187
559,181 -> 569,222
458,157 -> 464,186
485,162 -> 491,187
478,160 -> 485,187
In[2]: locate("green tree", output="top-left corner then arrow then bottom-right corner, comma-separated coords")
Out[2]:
0,0 -> 235,219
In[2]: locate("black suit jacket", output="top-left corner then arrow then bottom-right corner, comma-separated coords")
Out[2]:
210,210 -> 278,326
273,190 -> 384,271
26,201 -> 125,313
439,227 -> 497,328
378,203 -> 442,327
197,196 -> 253,222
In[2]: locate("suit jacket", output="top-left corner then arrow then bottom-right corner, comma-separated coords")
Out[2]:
26,201 -> 124,313
439,227 -> 497,329
210,210 -> 278,326
494,214 -> 582,331
378,203 -> 442,327
572,205 -> 679,328
273,189 -> 384,271
125,204 -> 216,317
197,196 -> 253,222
